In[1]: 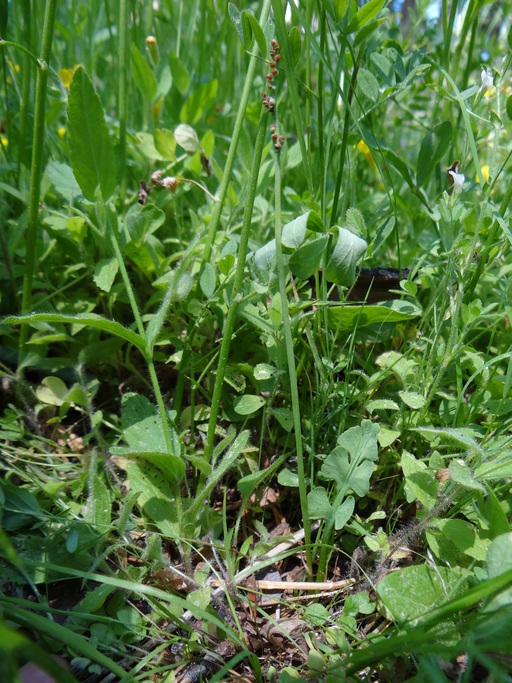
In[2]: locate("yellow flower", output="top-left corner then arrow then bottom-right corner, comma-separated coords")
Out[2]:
477,165 -> 490,184
1,135 -> 8,147
57,127 -> 66,138
58,68 -> 75,89
357,140 -> 376,171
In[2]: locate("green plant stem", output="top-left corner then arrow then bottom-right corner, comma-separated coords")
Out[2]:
174,0 -> 271,416
272,0 -> 313,197
274,151 -> 313,575
118,0 -> 129,203
0,40 -> 40,69
203,108 -> 269,468
19,0 -> 57,371
201,0 -> 271,265
330,60 -> 359,228
18,0 -> 32,170
100,198 -> 175,457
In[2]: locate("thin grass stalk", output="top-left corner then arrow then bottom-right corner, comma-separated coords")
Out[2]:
174,0 -> 271,414
330,61 -> 359,228
273,150 -> 313,575
203,108 -> 269,466
201,0 -> 272,265
18,0 -> 32,171
118,0 -> 129,203
98,196 -> 176,457
271,0 -> 314,198
19,0 -> 57,370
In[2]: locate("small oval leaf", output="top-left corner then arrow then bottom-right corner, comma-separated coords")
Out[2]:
233,394 -> 265,415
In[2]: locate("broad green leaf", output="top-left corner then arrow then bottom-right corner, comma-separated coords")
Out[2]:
3,313 -> 147,355
247,12 -> 267,56
377,426 -> 400,448
346,0 -> 386,35
224,366 -> 246,393
308,487 -> 332,519
416,121 -> 453,188
282,214 -> 309,249
344,208 -> 366,238
125,203 -> 165,246
130,43 -> 157,102
199,262 -> 216,298
282,210 -> 324,249
169,52 -> 190,94
289,236 -> 328,279
110,449 -> 185,485
485,533 -> 512,612
66,66 -> 116,202
335,495 -> 355,530
399,390 -> 426,409
320,420 -> 380,498
0,483 -> 41,531
449,458 -> 485,492
370,52 -> 394,85
219,253 -> 235,276
269,407 -> 294,432
367,399 -> 399,412
233,394 -> 265,415
174,123 -> 200,154
180,80 -> 218,125
228,3 -> 248,48
46,161 -> 83,201
321,448 -> 375,498
240,11 -> 254,50
118,393 -> 176,453
412,427 -> 484,457
325,227 -> 367,286
353,18 -> 386,47
176,273 -> 193,300
278,468 -> 300,487
506,94 -> 512,121
328,300 -> 421,330
357,67 -> 379,102
382,149 -> 415,189
124,461 -> 180,538
377,564 -> 465,625
288,26 -> 302,66
483,492 -> 510,538
332,0 -> 349,20
401,450 -> 437,508
475,457 -> 512,480
254,239 -> 276,270
253,363 -> 277,380
85,474 -> 111,532
112,393 -> 184,483
67,216 -> 87,242
154,128 -> 177,160
93,257 -> 118,293
36,376 -> 68,406
338,420 -> 380,462
375,350 -> 418,383
436,519 -> 489,561
201,128 -> 215,157
71,584 -> 116,615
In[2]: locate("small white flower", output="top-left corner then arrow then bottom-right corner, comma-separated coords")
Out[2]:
449,170 -> 465,193
481,68 -> 493,91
